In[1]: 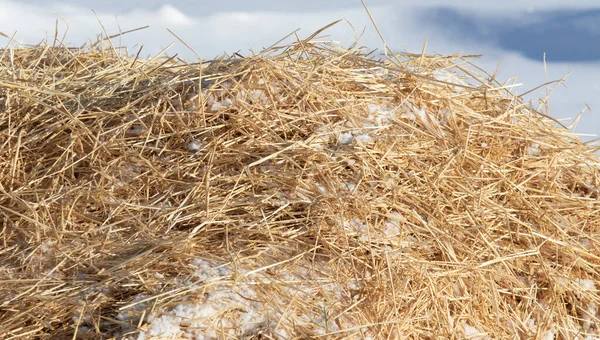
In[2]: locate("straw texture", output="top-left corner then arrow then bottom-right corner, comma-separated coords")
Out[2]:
1,28 -> 599,339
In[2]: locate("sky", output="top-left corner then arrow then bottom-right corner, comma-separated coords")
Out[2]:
1,0 -> 599,141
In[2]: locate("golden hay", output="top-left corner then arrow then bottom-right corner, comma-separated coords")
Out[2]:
1,26 -> 600,340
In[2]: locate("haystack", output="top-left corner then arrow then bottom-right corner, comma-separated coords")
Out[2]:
1,24 -> 599,340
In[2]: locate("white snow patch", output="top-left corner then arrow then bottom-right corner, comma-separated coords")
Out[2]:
583,182 -> 600,196
413,106 -> 439,128
186,140 -> 202,152
582,301 -> 597,333
208,97 -> 234,111
541,326 -> 557,340
116,295 -> 151,322
366,103 -> 396,127
462,321 -> 489,339
343,218 -> 369,242
237,89 -> 270,105
344,218 -> 368,233
557,277 -> 596,298
137,259 -> 370,339
325,103 -> 400,146
575,278 -> 596,292
525,318 -> 536,333
526,143 -> 541,156
39,240 -> 55,253
143,314 -> 181,338
388,212 -> 407,224
338,132 -> 354,145
453,283 -> 462,297
355,133 -> 374,143
340,182 -> 356,192
400,111 -> 416,120
192,258 -> 233,282
383,221 -> 400,237
316,184 -> 328,195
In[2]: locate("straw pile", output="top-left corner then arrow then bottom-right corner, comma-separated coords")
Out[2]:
1,26 -> 600,339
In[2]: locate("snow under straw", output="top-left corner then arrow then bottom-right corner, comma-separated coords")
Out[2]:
127,258 -> 370,339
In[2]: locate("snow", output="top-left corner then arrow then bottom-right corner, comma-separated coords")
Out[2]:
582,301 -> 597,334
526,143 -> 542,156
340,182 -> 357,193
398,102 -> 447,132
236,89 -> 270,105
328,102 -> 401,146
452,274 -> 600,339
134,259 -> 372,339
139,268 -> 271,339
366,103 -> 396,127
338,132 -> 354,145
208,97 -> 234,111
316,184 -> 328,195
192,258 -> 233,281
525,318 -> 536,333
343,218 -> 369,242
534,278 -> 600,339
355,133 -> 374,143
187,140 -> 202,152
400,111 -> 417,120
557,277 -> 596,298
145,314 -> 181,338
575,278 -> 597,292
462,321 -> 489,339
542,326 -> 557,340
116,295 -> 152,323
567,279 -> 598,334
383,221 -> 400,237
388,212 -> 407,224
39,240 -> 55,253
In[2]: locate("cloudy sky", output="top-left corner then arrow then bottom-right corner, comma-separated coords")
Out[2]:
1,0 -> 599,140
